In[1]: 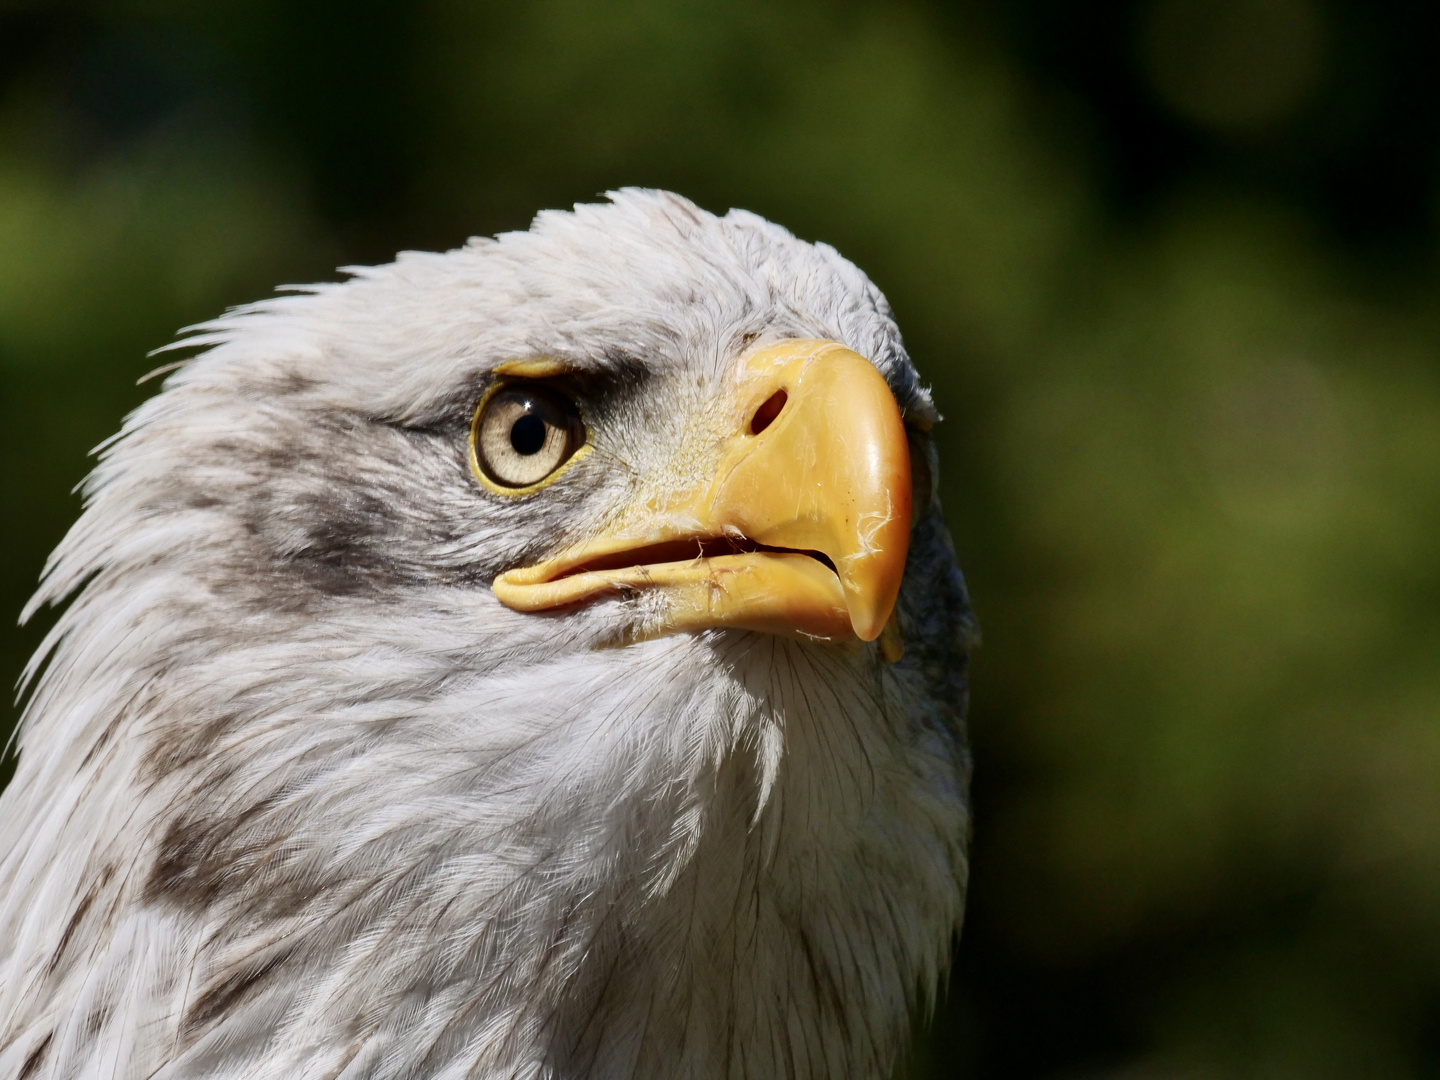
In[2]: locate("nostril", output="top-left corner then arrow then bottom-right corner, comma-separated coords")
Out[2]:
749,390 -> 787,435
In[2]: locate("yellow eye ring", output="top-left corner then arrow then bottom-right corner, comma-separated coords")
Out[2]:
469,381 -> 591,497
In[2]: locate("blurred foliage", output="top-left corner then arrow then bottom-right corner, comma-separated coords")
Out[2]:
3,1 -> 1440,1077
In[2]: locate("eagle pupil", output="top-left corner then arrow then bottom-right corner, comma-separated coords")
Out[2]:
510,412 -> 548,455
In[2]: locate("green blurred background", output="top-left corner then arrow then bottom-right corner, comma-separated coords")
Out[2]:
3,0 -> 1440,1076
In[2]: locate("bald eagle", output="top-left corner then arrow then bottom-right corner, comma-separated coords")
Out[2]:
0,190 -> 973,1080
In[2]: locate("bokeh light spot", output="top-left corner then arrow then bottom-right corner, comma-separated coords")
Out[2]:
1139,0 -> 1329,132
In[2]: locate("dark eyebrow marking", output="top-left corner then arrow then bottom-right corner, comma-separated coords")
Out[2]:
396,351 -> 656,436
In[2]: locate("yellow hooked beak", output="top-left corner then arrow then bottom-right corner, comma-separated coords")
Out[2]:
492,339 -> 912,642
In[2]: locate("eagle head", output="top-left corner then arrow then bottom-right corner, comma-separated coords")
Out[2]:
0,190 -> 973,1080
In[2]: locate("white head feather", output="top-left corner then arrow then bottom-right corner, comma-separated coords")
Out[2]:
0,190 -> 972,1080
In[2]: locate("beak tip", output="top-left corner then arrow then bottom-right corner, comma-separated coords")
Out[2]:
853,619 -> 886,643
838,521 -> 911,644
843,577 -> 904,642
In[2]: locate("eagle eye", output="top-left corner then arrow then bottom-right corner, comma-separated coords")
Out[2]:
471,384 -> 586,491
